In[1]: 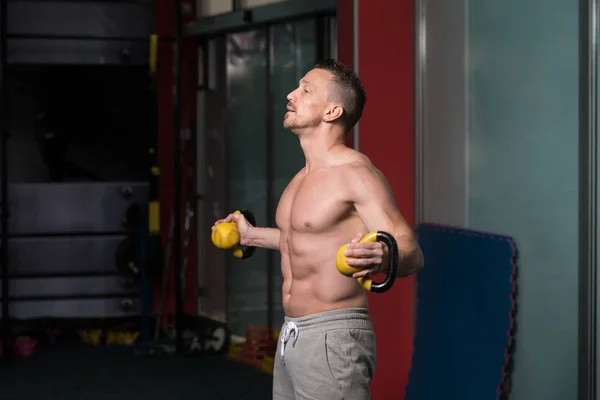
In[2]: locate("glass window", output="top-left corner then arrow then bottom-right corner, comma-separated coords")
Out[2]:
418,0 -> 579,397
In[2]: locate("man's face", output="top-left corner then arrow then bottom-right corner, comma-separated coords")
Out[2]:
284,68 -> 333,132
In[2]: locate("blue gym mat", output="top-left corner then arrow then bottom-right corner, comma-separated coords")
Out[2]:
406,224 -> 517,400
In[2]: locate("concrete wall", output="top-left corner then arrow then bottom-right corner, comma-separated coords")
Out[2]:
420,0 -> 468,226
419,0 -> 579,398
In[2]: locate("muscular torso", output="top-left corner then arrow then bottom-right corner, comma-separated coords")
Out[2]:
276,163 -> 369,317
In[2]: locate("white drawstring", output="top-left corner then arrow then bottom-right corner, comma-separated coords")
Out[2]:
280,321 -> 299,364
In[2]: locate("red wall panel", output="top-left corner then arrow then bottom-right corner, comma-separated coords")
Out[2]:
338,0 -> 416,398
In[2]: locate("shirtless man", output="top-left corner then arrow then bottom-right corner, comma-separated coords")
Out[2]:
212,58 -> 424,400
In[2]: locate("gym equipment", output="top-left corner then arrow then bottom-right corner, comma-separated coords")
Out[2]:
14,336 -> 38,359
151,104 -> 198,345
150,315 -> 230,356
77,328 -> 141,347
335,231 -> 398,293
406,224 -> 517,400
77,329 -> 104,346
182,324 -> 228,355
120,298 -> 134,311
231,326 -> 277,370
211,209 -> 257,259
115,202 -> 147,289
203,325 -> 227,352
211,219 -> 241,249
152,176 -> 198,343
105,330 -> 140,346
261,355 -> 275,375
115,237 -> 139,283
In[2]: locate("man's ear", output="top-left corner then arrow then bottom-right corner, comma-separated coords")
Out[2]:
323,104 -> 344,123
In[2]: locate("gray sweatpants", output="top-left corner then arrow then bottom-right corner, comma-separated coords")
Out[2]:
272,308 -> 376,400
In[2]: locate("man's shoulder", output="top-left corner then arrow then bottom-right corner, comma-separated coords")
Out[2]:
327,148 -> 384,183
335,148 -> 371,168
338,152 -> 392,198
343,151 -> 381,178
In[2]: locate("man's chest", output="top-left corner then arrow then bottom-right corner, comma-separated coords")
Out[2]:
275,174 -> 352,232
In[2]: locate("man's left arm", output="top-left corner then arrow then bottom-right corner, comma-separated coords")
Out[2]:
344,164 -> 424,278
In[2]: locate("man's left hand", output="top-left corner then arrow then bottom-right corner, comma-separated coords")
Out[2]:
343,233 -> 389,278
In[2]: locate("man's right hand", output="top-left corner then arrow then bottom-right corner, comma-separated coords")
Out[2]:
212,212 -> 280,251
211,212 -> 254,244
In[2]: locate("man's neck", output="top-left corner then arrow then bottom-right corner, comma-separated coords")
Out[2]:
298,127 -> 346,170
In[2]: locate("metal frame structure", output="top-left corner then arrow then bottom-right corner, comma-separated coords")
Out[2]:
6,0 -> 153,65
172,0 -> 184,351
1,0 -> 9,359
579,0 -> 598,398
0,0 -> 154,358
185,0 -> 336,38
265,27 -> 275,333
414,0 -> 425,225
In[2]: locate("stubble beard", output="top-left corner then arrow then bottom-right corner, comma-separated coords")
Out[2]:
283,112 -> 297,129
283,113 -> 319,133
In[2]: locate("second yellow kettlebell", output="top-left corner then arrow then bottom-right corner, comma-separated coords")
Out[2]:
335,230 -> 399,294
336,231 -> 378,277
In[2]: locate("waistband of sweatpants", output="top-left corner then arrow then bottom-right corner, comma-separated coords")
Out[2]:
283,308 -> 372,334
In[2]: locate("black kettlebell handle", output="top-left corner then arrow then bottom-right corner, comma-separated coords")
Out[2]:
368,231 -> 399,293
232,209 -> 256,260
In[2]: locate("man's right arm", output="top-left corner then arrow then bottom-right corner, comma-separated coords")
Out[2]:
243,227 -> 280,250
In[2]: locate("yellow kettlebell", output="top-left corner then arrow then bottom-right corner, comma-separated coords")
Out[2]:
335,230 -> 399,293
211,212 -> 242,250
211,209 -> 256,259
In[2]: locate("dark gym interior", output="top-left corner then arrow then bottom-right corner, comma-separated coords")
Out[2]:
0,0 -> 334,399
2,0 -> 597,399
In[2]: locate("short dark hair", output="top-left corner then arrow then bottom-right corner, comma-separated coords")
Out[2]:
314,58 -> 366,132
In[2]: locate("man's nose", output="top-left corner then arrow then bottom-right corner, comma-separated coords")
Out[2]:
287,88 -> 299,101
